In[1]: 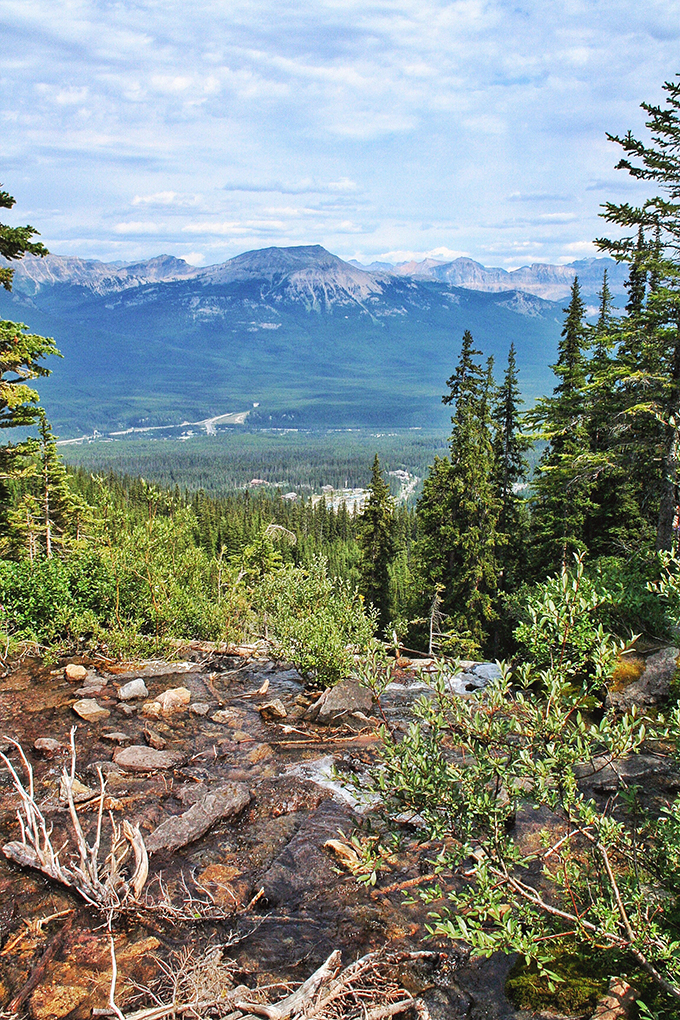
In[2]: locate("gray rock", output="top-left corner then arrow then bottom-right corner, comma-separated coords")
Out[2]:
33,737 -> 61,755
117,678 -> 149,700
75,681 -> 108,697
190,702 -> 211,716
607,646 -> 679,712
102,731 -> 130,744
73,698 -> 110,723
116,703 -> 136,717
261,800 -> 356,907
145,782 -> 251,852
112,745 -> 186,771
577,753 -> 677,793
306,680 -> 373,725
471,662 -> 502,682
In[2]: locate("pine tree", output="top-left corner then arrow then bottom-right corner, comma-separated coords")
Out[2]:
529,278 -> 591,574
596,77 -> 680,550
357,454 -> 396,633
416,331 -> 499,649
492,344 -> 530,592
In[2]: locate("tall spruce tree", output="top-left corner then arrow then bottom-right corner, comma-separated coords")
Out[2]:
529,278 -> 591,574
416,330 -> 499,649
492,343 -> 530,592
357,454 -> 396,633
597,77 -> 680,550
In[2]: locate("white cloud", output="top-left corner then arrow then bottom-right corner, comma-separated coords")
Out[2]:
0,0 -> 675,264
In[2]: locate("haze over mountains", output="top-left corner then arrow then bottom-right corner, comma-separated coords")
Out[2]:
0,245 -> 621,437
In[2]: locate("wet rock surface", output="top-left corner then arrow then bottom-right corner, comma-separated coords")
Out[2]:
0,653 -> 519,1020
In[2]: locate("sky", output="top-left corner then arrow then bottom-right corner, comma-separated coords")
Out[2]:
1,0 -> 678,269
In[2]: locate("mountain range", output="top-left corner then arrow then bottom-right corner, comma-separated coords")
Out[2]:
0,245 -> 623,436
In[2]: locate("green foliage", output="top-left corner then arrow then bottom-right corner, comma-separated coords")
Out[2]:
368,558 -> 680,1005
511,553 -> 621,678
255,558 -> 375,685
0,185 -> 48,292
506,948 -> 608,1014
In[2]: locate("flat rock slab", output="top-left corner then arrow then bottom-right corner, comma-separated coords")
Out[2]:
72,699 -> 110,723
112,745 -> 187,772
145,782 -> 251,853
260,799 -> 356,907
106,661 -> 202,680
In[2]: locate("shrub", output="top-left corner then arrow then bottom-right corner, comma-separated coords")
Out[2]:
255,558 -> 375,685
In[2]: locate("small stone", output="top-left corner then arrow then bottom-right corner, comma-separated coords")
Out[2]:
75,681 -> 107,697
65,663 -> 87,681
144,726 -> 167,750
211,708 -> 243,725
232,730 -> 255,743
259,699 -> 287,720
73,698 -> 110,723
142,687 -> 191,718
102,731 -> 130,744
116,703 -> 136,717
118,678 -> 149,700
34,737 -> 61,755
112,745 -> 187,771
60,776 -> 96,803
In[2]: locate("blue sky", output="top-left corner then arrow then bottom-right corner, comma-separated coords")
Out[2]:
1,0 -> 677,268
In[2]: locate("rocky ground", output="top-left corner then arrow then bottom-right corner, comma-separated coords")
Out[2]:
0,645 -> 669,1020
0,648 -> 527,1020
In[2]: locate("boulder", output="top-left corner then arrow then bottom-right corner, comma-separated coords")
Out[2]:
305,680 -> 373,725
112,745 -> 187,772
471,662 -> 502,682
117,678 -> 149,700
607,646 -> 679,712
65,663 -> 88,682
72,699 -> 110,723
145,782 -> 251,852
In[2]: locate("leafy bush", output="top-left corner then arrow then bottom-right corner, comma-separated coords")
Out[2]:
365,555 -> 680,1011
255,558 -> 375,685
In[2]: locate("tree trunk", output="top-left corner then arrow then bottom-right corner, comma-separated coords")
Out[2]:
656,318 -> 680,552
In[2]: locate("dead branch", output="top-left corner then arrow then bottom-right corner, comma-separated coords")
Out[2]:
1,729 -> 148,910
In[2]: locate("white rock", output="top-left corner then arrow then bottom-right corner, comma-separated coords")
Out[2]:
118,678 -> 149,701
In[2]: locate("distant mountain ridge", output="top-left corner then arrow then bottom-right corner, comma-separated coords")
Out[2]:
0,243 -> 593,436
8,244 -> 624,303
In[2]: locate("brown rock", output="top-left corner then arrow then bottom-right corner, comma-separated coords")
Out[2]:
259,699 -> 287,720
102,731 -> 129,744
72,698 -> 110,723
64,663 -> 87,682
143,726 -> 167,750
145,782 -> 251,852
247,742 -> 274,764
592,978 -> 639,1019
112,745 -> 187,772
141,686 -> 191,719
59,777 -> 96,803
212,707 -> 245,725
198,863 -> 251,910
